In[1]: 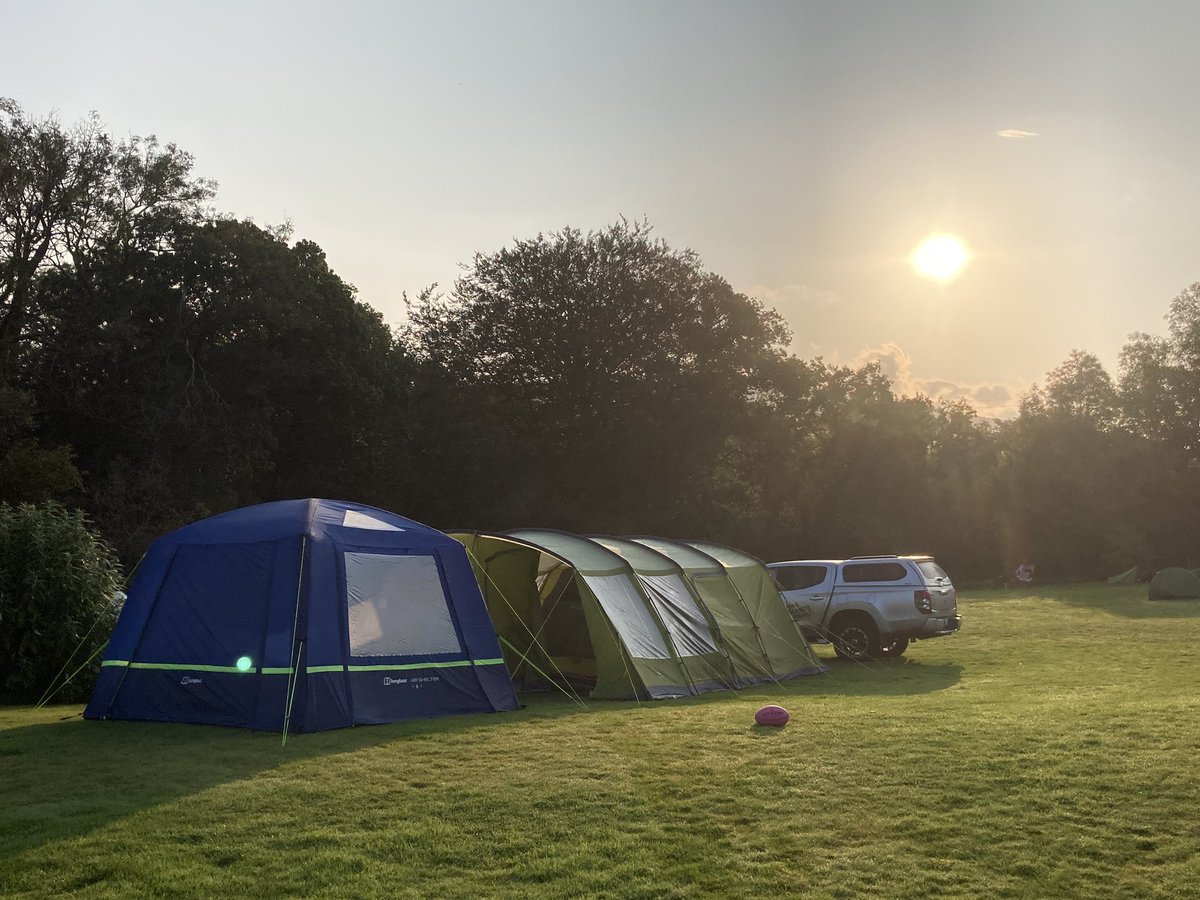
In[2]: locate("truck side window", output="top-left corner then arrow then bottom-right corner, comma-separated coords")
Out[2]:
773,565 -> 828,591
842,562 -> 907,583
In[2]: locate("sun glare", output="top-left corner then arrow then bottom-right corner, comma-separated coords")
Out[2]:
911,234 -> 970,283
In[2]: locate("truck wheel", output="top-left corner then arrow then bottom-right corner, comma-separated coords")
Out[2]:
879,637 -> 909,658
832,616 -> 880,661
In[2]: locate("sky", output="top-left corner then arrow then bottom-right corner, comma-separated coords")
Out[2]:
4,0 -> 1200,416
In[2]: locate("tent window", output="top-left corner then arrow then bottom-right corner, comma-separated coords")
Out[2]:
582,574 -> 671,660
638,574 -> 719,656
342,510 -> 405,531
345,553 -> 461,657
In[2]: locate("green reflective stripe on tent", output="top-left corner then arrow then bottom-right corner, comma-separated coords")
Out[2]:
344,659 -> 505,671
98,660 -> 504,675
101,661 -> 268,674
306,659 -> 506,674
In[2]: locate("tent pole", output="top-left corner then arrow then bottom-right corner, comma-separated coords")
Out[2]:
280,535 -> 309,746
463,545 -> 587,707
281,638 -> 305,747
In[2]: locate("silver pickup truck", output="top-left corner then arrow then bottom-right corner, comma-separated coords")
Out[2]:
767,555 -> 961,660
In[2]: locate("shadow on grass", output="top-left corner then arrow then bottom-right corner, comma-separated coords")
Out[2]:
1059,599 -> 1200,619
795,656 -> 963,697
1046,585 -> 1200,620
0,656 -> 956,859
0,703 -> 581,860
962,583 -> 1200,620
582,657 -> 963,711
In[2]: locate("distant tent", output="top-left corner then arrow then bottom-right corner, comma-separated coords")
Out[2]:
1148,567 -> 1200,601
1107,567 -> 1139,585
86,500 -> 517,732
451,529 -> 822,700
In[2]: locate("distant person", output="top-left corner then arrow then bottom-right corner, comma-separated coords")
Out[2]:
1015,560 -> 1035,586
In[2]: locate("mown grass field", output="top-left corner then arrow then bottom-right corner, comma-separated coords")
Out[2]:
3,584 -> 1200,898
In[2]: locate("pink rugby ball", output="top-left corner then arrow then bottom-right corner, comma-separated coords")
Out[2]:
755,705 -> 790,727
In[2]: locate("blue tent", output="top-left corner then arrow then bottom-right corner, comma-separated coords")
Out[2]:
85,499 -> 518,732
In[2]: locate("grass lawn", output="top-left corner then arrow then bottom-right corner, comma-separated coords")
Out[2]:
4,584 -> 1200,898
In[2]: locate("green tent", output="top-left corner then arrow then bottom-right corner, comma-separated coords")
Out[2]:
686,540 -> 824,677
1107,567 -> 1139,585
590,536 -> 739,693
451,529 -> 823,700
454,529 -> 708,699
1148,567 -> 1200,600
630,536 -> 823,684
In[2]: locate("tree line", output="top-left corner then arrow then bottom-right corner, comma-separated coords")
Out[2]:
4,99 -> 1200,584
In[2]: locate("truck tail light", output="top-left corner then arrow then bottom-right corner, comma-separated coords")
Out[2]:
914,590 -> 933,614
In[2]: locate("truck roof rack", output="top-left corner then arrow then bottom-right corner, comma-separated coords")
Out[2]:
847,555 -> 899,560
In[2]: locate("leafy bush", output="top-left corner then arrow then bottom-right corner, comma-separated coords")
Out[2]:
0,503 -> 124,703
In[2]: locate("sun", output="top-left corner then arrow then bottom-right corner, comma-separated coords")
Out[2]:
910,234 -> 970,283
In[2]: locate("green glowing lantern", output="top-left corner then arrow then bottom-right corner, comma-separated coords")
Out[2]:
236,656 -> 253,672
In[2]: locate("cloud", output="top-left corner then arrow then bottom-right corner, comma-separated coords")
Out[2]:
855,343 -> 913,387
749,283 -> 841,307
972,384 -> 1012,406
850,343 -> 1021,418
997,129 -> 1039,138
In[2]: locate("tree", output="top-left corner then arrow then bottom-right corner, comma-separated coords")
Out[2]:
1040,349 -> 1119,426
1118,332 -> 1177,442
0,98 -> 213,377
29,218 -> 406,557
1166,283 -> 1200,369
0,502 -> 123,702
0,381 -> 79,503
403,220 -> 790,535
408,220 -> 787,397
